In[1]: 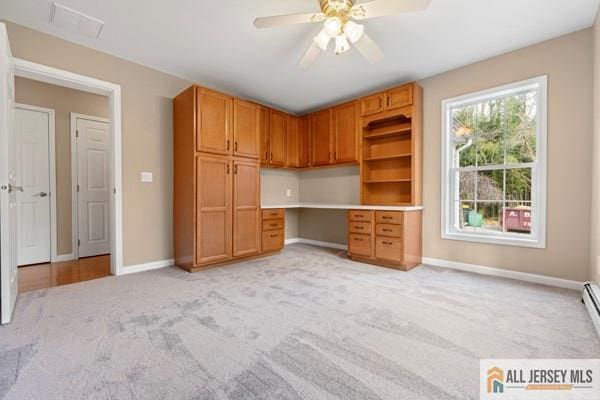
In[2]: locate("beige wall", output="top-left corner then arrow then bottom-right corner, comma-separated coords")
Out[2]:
592,11 -> 600,282
260,169 -> 299,205
15,77 -> 108,255
5,22 -> 192,267
420,28 -> 593,282
299,166 -> 360,204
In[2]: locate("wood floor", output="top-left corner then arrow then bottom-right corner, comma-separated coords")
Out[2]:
18,255 -> 111,293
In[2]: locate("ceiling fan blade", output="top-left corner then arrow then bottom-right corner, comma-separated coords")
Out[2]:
351,0 -> 431,20
353,32 -> 384,64
298,42 -> 322,70
254,12 -> 325,29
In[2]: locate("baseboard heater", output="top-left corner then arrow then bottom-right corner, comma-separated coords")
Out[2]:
583,282 -> 600,337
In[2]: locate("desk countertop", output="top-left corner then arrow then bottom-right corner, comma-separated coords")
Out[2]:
261,203 -> 424,211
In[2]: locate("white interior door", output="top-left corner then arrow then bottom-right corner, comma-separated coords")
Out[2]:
0,22 -> 18,324
15,108 -> 51,266
76,117 -> 110,258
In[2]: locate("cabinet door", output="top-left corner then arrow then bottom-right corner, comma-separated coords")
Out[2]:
310,109 -> 333,166
386,85 -> 413,110
233,99 -> 260,159
269,110 -> 287,166
333,101 -> 358,163
197,88 -> 233,155
299,116 -> 310,167
233,159 -> 260,258
360,93 -> 385,116
196,155 -> 231,265
287,116 -> 300,168
259,107 -> 270,165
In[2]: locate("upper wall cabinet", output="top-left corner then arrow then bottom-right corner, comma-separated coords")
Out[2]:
311,108 -> 333,166
197,88 -> 233,155
299,116 -> 310,168
233,99 -> 260,159
333,101 -> 359,164
259,107 -> 270,165
360,83 -> 415,117
287,116 -> 301,168
269,109 -> 287,167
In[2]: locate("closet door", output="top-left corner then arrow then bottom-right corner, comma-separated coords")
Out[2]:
197,88 -> 233,155
333,101 -> 358,163
233,99 -> 260,159
269,110 -> 287,166
311,108 -> 333,166
196,155 -> 232,265
232,159 -> 261,258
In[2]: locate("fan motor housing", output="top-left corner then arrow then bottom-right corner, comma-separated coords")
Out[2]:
320,0 -> 354,16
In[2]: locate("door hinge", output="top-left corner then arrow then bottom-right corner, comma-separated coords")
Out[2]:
78,239 -> 80,247
77,184 -> 80,193
76,129 -> 79,138
113,188 -> 116,194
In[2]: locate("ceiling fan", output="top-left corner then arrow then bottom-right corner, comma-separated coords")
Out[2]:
253,0 -> 431,69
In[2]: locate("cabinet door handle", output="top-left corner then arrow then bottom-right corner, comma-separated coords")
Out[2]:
226,164 -> 230,174
227,140 -> 230,150
234,165 -> 238,175
234,142 -> 238,152
265,151 -> 268,160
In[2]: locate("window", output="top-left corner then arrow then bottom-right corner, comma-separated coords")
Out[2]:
441,76 -> 547,248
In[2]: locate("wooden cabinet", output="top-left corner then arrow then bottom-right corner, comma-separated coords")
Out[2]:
196,154 -> 231,265
259,107 -> 270,165
232,159 -> 260,258
286,116 -> 301,168
347,209 -> 422,271
269,110 -> 287,166
333,101 -> 358,163
262,208 -> 284,253
360,83 -> 415,117
233,99 -> 260,159
311,108 -> 333,166
299,116 -> 310,167
197,88 -> 233,155
174,85 -> 263,272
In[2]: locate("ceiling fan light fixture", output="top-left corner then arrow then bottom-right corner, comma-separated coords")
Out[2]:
323,17 -> 342,37
344,20 -> 364,43
313,29 -> 331,50
335,33 -> 350,55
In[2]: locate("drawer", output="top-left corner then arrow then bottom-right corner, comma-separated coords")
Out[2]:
375,211 -> 403,225
262,230 -> 284,252
376,223 -> 402,238
263,208 -> 284,220
348,234 -> 372,257
263,219 -> 284,231
375,237 -> 403,263
349,221 -> 371,234
349,210 -> 373,222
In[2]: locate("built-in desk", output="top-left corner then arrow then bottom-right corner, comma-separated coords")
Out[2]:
261,203 -> 424,211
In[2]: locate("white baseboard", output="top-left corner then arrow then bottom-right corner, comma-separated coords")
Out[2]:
51,253 -> 76,263
422,257 -> 584,290
285,238 -> 348,250
119,258 -> 174,276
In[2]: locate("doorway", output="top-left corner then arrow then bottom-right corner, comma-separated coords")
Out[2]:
1,21 -> 124,324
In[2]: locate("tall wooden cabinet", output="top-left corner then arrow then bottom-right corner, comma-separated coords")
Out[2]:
174,85 -> 261,272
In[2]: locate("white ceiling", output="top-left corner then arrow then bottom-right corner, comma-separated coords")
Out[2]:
1,0 -> 598,114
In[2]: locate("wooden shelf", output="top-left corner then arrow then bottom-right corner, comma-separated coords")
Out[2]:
363,153 -> 412,161
363,127 -> 411,140
363,178 -> 412,184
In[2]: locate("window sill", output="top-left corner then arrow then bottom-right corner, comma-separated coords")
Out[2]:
442,231 -> 546,249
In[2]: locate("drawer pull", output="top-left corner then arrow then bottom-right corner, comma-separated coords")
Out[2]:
270,212 -> 278,216
270,234 -> 278,238
354,226 -> 364,230
270,223 -> 278,227
382,216 -> 393,220
354,238 -> 364,242
382,241 -> 393,245
354,214 -> 364,218
383,229 -> 392,232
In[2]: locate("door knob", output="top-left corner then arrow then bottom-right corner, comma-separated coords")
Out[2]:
8,184 -> 23,192
34,192 -> 48,197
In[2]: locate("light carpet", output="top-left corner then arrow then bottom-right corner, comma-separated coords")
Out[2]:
1,244 -> 598,399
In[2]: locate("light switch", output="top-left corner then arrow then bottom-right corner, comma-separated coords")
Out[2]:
141,172 -> 153,183
286,189 -> 292,197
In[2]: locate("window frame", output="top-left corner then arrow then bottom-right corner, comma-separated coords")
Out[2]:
441,76 -> 547,248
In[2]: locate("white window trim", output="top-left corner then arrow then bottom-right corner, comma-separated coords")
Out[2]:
441,76 -> 547,249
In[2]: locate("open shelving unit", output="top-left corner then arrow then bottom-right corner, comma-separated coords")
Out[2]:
360,89 -> 422,206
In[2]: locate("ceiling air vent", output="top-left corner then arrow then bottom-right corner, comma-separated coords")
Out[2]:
51,3 -> 104,38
